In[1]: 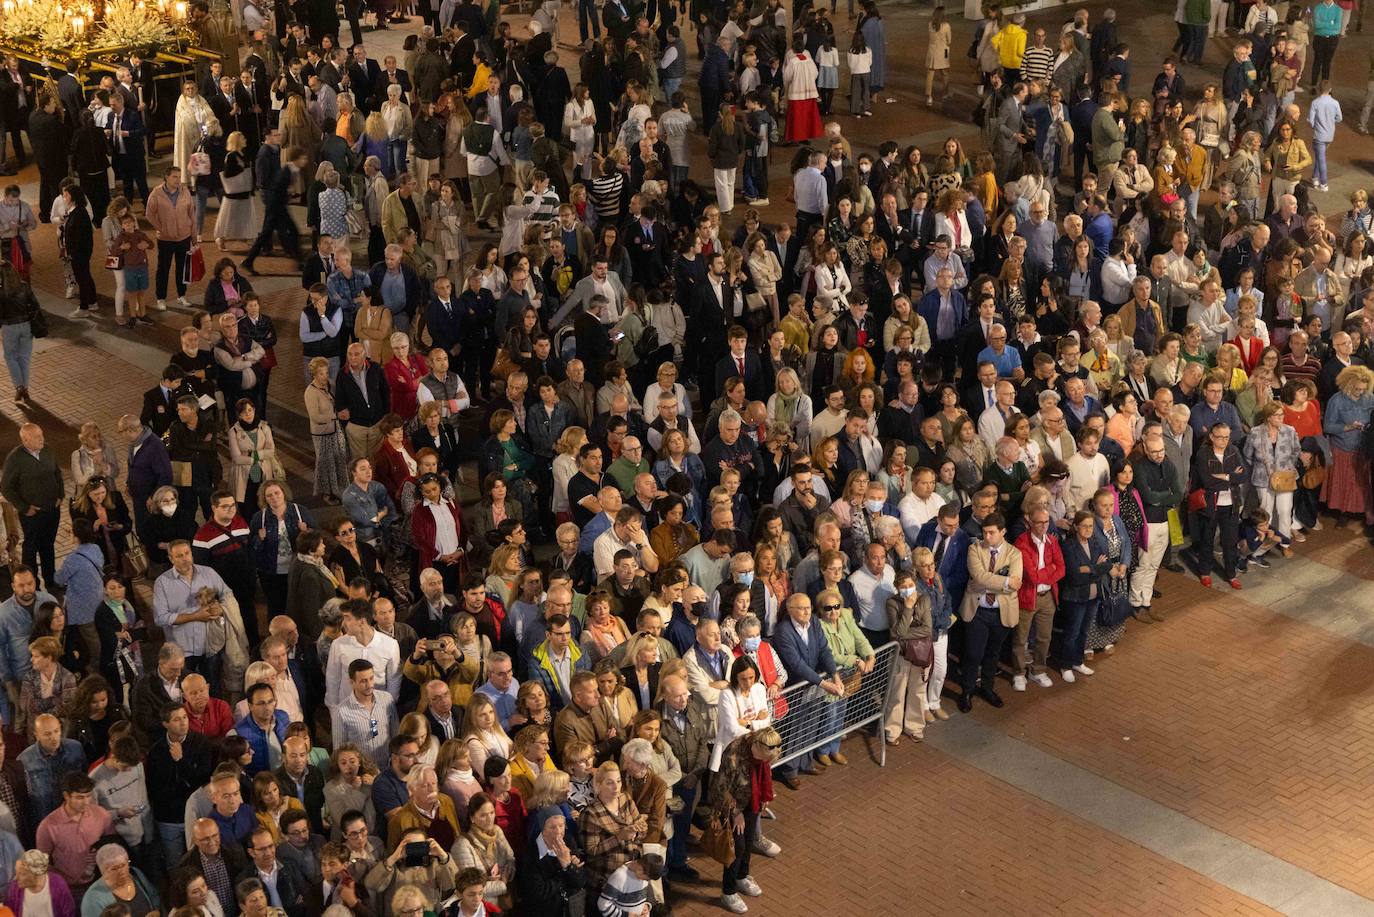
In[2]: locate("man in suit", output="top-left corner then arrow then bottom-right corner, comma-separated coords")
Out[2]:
957,512 -> 1022,712
181,817 -> 249,903
1031,405 -> 1076,466
573,297 -> 615,388
347,44 -> 382,115
713,326 -> 764,402
243,146 -> 308,273
918,268 -> 968,378
961,361 -> 1001,419
874,192 -> 914,273
0,56 -> 32,172
234,71 -> 264,155
957,296 -> 1003,382
993,81 -> 1029,182
624,203 -> 670,291
770,593 -> 845,787
107,92 -> 150,205
302,235 -> 338,291
424,276 -> 463,357
126,52 -> 157,156
140,365 -> 185,438
900,188 -> 938,280
275,735 -> 326,835
199,61 -> 225,102
878,380 -> 923,446
371,55 -> 411,109
691,252 -> 737,401
336,344 -> 390,461
240,825 -> 309,917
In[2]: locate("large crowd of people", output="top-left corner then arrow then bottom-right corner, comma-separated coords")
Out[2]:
0,0 -> 1368,913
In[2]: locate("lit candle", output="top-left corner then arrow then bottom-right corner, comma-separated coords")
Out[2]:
1,1 -> 14,13
71,14 -> 85,34
173,0 -> 185,16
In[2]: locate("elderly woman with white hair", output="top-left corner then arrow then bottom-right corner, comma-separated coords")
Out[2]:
5,849 -> 76,916
381,84 -> 414,179
78,843 -> 160,916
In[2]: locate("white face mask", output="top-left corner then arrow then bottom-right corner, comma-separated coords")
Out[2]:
160,502 -> 179,518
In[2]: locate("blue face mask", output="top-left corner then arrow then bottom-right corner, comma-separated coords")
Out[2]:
743,636 -> 762,652
898,586 -> 916,598
865,499 -> 885,513
737,571 -> 755,587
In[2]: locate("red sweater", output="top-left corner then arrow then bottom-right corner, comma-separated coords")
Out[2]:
187,697 -> 234,738
1014,530 -> 1065,610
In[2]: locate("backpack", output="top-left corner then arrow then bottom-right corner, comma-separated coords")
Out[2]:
634,321 -> 661,360
463,121 -> 496,159
554,323 -> 578,362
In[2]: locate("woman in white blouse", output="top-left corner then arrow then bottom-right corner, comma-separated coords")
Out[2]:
564,84 -> 598,181
811,243 -> 852,308
710,655 -> 771,771
460,693 -> 513,779
642,362 -> 692,422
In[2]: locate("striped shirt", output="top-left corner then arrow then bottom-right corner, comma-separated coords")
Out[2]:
1020,45 -> 1055,85
329,689 -> 398,766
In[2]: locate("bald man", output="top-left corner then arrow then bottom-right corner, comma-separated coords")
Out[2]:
181,673 -> 234,737
1,423 -> 64,589
16,713 -> 85,818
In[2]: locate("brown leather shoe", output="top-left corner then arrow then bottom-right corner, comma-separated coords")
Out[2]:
813,754 -> 832,767
932,706 -> 950,721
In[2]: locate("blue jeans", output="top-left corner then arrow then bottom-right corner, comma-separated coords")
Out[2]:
1,320 -> 32,389
816,695 -> 846,755
1314,141 -> 1330,184
157,821 -> 185,868
388,138 -> 408,179
1053,599 -> 1096,667
662,78 -> 681,103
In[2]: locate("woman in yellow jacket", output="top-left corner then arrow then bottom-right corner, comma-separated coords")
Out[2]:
507,725 -> 558,800
466,55 -> 493,100
1264,120 -> 1312,208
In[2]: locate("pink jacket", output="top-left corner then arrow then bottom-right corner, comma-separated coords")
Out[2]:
145,182 -> 196,242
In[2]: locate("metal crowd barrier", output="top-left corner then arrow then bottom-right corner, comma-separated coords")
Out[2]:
771,641 -> 900,768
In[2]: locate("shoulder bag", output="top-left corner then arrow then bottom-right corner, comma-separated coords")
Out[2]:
900,635 -> 934,668
700,814 -> 737,865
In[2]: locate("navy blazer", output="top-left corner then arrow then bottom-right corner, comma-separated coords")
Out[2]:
425,295 -> 464,354
126,430 -> 172,516
771,615 -> 838,686
917,288 -> 968,343
108,107 -> 146,162
915,520 -> 972,611
1060,532 -> 1110,603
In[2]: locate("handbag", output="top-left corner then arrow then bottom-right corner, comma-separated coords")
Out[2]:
1097,574 -> 1132,628
105,253 -> 123,270
899,635 -> 934,668
745,291 -> 767,313
1302,463 -> 1326,489
24,291 -> 46,339
346,203 -> 367,237
840,665 -> 863,696
700,814 -> 736,866
491,348 -> 520,380
1269,469 -> 1298,493
1187,488 -> 1207,513
120,535 -> 150,580
171,460 -> 194,487
182,246 -> 206,285
8,236 -> 29,281
258,347 -> 278,370
1167,507 -> 1185,547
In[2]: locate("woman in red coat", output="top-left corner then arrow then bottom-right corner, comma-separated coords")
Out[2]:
384,332 -> 429,419
411,472 -> 469,594
372,414 -> 419,502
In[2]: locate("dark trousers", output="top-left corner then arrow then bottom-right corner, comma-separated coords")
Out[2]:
114,154 -> 151,205
1051,598 -> 1095,668
1194,505 -> 1240,579
1311,35 -> 1338,87
245,204 -> 300,265
859,626 -> 889,648
37,167 -> 60,221
959,605 -> 1008,693
667,782 -> 697,866
19,506 -> 58,590
81,173 -> 110,231
260,571 -> 289,617
73,254 -> 97,309
155,237 -> 191,299
722,807 -> 758,895
577,0 -> 600,40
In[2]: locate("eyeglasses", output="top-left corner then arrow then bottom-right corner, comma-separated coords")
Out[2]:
338,527 -> 355,535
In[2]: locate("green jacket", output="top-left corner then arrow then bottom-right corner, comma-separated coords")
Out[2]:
1092,108 -> 1125,166
821,607 -> 875,670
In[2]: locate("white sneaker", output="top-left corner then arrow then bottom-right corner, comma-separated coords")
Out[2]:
1073,664 -> 1095,676
752,198 -> 769,206
67,308 -> 87,319
737,876 -> 763,897
153,299 -> 167,311
177,296 -> 191,308
1030,673 -> 1053,688
721,893 -> 749,913
750,836 -> 780,858
1012,674 -> 1027,692
1061,669 -> 1076,683
64,284 -> 77,299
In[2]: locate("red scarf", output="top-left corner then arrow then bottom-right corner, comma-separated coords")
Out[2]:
750,755 -> 775,812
